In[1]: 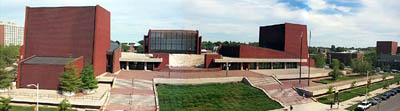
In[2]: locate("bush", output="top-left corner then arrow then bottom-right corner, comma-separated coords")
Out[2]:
351,58 -> 372,75
327,86 -> 335,94
312,53 -> 326,68
351,81 -> 357,88
81,64 -> 98,90
58,99 -> 72,111
0,69 -> 13,89
59,63 -> 82,93
330,59 -> 340,69
339,63 -> 345,70
329,66 -> 343,80
0,97 -> 11,111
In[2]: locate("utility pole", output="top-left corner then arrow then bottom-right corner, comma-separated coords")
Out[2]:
308,30 -> 311,86
299,32 -> 304,86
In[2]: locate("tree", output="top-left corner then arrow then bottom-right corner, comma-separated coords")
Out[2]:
81,63 -> 98,90
351,81 -> 357,88
121,43 -> 130,52
59,63 -> 82,93
351,58 -> 372,75
0,69 -> 13,89
383,81 -> 389,89
312,53 -> 326,68
330,45 -> 336,52
329,68 -> 343,81
330,59 -> 340,69
58,99 -> 72,111
339,63 -> 345,70
0,97 -> 11,111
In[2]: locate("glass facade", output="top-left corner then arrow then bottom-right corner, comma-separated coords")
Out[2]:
149,31 -> 198,53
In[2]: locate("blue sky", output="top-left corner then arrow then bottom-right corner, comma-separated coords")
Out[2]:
0,0 -> 399,48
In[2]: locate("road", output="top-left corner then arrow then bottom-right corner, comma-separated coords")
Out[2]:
367,93 -> 400,111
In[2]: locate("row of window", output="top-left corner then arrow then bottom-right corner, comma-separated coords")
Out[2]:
222,62 -> 298,70
3,25 -> 24,45
149,32 -> 198,53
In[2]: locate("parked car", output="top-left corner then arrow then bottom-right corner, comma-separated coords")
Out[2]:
357,101 -> 372,110
373,97 -> 381,103
381,93 -> 391,100
395,88 -> 400,93
389,91 -> 396,96
392,90 -> 398,94
370,99 -> 379,105
355,107 -> 365,111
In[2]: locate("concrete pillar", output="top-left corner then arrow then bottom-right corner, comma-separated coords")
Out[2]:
226,63 -> 229,71
284,62 -> 287,69
271,62 -> 274,70
144,62 -> 147,71
240,63 -> 244,70
126,61 -> 130,70
256,63 -> 259,70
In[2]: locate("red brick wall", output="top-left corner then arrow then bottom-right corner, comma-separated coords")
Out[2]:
238,45 -> 297,58
204,54 -> 221,68
24,7 -> 96,61
284,23 -> 308,59
377,41 -> 398,55
18,57 -> 84,90
152,53 -> 169,71
112,48 -> 121,72
93,5 -> 111,76
0,25 -> 4,45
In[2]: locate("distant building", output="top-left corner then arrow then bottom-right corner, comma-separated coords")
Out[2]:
206,23 -> 313,70
327,50 -> 364,66
17,5 -> 120,90
377,41 -> 398,55
143,30 -> 202,54
0,21 -> 24,46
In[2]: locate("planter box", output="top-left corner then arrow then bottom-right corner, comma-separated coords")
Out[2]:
82,89 -> 96,94
62,91 -> 76,96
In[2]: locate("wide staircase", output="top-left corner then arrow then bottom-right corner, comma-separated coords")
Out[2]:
267,88 -> 314,106
247,77 -> 279,86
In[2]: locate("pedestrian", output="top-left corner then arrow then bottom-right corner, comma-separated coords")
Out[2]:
290,105 -> 293,111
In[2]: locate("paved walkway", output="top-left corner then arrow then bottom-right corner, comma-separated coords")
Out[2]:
276,83 -> 400,111
105,70 -> 320,110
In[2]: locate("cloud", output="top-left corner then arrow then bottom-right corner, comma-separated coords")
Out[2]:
0,0 -> 399,47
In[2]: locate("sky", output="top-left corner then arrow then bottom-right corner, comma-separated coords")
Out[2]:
0,0 -> 399,48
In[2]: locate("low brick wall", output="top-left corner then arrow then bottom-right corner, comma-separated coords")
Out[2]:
298,75 -> 394,97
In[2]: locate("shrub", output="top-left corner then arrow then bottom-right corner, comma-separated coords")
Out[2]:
0,69 -> 13,89
0,97 -> 11,111
351,81 -> 357,88
327,86 -> 335,94
59,63 -> 82,93
58,99 -> 72,111
339,63 -> 345,70
81,63 -> 98,90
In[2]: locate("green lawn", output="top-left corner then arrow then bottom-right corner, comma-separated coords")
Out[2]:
9,106 -> 58,111
157,82 -> 283,111
317,74 -> 365,84
317,74 -> 400,105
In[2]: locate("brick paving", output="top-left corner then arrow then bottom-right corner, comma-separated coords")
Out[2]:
105,70 -> 319,110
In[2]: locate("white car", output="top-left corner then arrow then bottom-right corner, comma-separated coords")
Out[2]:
356,101 -> 372,110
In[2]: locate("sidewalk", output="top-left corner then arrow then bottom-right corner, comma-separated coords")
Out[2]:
276,83 -> 400,111
338,83 -> 400,110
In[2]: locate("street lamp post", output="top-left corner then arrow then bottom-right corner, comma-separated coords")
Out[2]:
299,32 -> 304,86
27,83 -> 39,111
166,64 -> 170,78
223,63 -> 231,77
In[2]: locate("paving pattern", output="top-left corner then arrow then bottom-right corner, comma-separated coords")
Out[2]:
105,70 -> 317,110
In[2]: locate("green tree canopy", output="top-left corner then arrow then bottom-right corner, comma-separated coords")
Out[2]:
81,63 -> 98,90
312,53 -> 326,68
59,63 -> 82,93
0,97 -> 11,111
351,58 -> 372,75
58,99 -> 72,111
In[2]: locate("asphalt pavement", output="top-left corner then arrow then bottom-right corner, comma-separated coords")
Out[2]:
367,92 -> 400,111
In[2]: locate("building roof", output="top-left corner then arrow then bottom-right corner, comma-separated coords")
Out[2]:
214,56 -> 307,63
23,56 -> 79,65
148,30 -> 198,33
108,41 -> 120,52
119,52 -> 162,62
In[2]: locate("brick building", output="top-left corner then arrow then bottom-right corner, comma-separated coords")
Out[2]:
206,23 -> 313,70
17,5 -> 120,90
144,30 -> 202,54
376,41 -> 398,55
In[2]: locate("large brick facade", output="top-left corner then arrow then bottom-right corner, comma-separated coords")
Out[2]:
377,41 -> 398,55
17,5 -> 113,89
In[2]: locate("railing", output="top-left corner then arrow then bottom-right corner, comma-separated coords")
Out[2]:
0,90 -> 109,102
